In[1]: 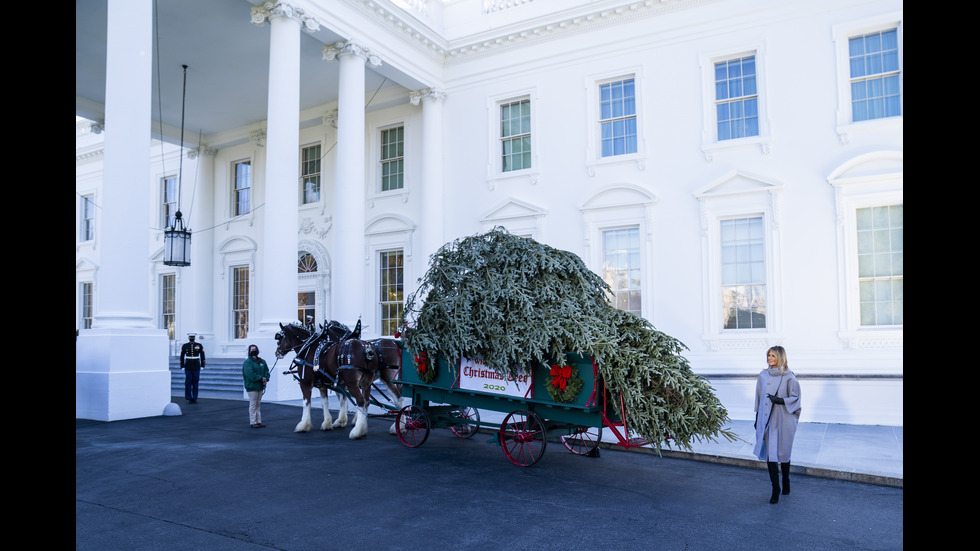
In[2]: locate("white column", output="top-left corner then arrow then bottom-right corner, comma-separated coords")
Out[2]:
324,41 -> 381,327
76,0 -> 171,421
250,2 -> 319,402
252,4 -> 303,337
410,88 -> 447,263
184,146 -> 216,342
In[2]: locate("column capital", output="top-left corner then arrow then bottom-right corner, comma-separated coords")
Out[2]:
250,1 -> 320,33
322,40 -> 382,68
187,145 -> 217,160
409,87 -> 446,105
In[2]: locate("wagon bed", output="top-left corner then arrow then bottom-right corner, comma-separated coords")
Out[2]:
392,345 -> 651,466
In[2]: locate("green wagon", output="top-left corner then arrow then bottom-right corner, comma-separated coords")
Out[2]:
393,345 -> 650,466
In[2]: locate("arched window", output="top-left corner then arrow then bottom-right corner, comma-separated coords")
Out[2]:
298,253 -> 317,273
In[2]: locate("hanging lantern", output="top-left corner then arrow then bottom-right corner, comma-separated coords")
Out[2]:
163,210 -> 191,266
163,65 -> 192,267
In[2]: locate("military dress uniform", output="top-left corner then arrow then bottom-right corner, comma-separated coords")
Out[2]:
180,334 -> 206,402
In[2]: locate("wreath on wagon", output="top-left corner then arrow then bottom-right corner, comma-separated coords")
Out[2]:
546,363 -> 584,403
402,227 -> 736,454
414,351 -> 436,384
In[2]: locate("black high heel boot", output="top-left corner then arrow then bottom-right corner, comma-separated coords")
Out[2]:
781,462 -> 791,495
767,462 -> 781,504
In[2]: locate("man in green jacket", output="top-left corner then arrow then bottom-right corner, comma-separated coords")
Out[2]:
243,344 -> 270,428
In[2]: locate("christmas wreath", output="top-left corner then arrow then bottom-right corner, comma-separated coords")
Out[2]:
546,363 -> 584,403
414,351 -> 436,383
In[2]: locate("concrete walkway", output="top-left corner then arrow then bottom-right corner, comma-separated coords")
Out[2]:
272,394 -> 903,488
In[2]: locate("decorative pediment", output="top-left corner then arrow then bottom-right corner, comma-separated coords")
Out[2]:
827,151 -> 903,187
579,184 -> 657,212
218,236 -> 258,254
365,214 -> 416,236
481,198 -> 547,223
694,170 -> 783,200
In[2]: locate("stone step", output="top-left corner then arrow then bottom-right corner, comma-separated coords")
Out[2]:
170,357 -> 245,400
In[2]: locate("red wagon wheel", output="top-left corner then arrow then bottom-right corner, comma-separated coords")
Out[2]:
395,405 -> 430,448
499,410 -> 547,467
449,406 -> 481,439
560,426 -> 602,456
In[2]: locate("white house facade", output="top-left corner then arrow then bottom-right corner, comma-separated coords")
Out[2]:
76,0 -> 902,424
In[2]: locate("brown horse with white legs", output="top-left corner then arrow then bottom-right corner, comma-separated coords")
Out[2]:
275,321 -> 404,438
275,322 -> 348,433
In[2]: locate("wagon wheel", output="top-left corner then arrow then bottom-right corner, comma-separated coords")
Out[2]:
560,426 -> 602,456
499,410 -> 547,467
395,405 -> 430,448
449,406 -> 481,439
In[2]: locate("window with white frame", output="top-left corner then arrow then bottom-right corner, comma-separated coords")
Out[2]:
602,227 -> 642,316
857,204 -> 903,326
80,195 -> 95,241
721,216 -> 766,330
234,160 -> 251,216
599,78 -> 637,158
81,281 -> 93,329
500,99 -> 531,172
714,56 -> 759,141
380,126 -> 404,192
848,29 -> 901,122
162,175 -> 178,227
301,145 -> 321,204
232,265 -> 249,339
161,273 -> 175,340
379,249 -> 404,336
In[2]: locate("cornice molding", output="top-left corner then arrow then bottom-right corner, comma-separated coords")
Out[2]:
350,0 -> 713,64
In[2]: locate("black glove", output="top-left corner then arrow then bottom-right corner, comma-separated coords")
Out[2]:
768,394 -> 785,405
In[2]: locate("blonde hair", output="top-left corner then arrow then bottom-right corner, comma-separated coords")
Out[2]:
768,346 -> 789,372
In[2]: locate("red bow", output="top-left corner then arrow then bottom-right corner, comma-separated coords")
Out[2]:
415,352 -> 428,374
550,365 -> 571,390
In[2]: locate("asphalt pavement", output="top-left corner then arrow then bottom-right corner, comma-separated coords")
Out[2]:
76,397 -> 904,551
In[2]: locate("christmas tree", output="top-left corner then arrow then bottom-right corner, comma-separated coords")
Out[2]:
404,227 -> 735,452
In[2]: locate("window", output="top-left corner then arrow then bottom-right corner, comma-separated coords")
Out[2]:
301,145 -> 321,204
161,274 -> 175,340
297,291 -> 315,324
721,217 -> 766,330
234,160 -> 251,216
298,253 -> 317,273
714,56 -> 758,140
379,250 -> 404,336
162,175 -> 178,227
81,282 -> 93,329
602,227 -> 641,316
857,204 -> 903,326
232,266 -> 249,339
849,29 -> 901,122
80,195 -> 95,241
380,126 -> 404,192
500,99 -> 531,171
599,79 -> 637,157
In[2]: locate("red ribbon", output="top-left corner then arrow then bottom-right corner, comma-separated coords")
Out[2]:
550,364 -> 571,390
415,352 -> 428,374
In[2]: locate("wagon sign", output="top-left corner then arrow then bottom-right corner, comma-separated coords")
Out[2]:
459,356 -> 531,399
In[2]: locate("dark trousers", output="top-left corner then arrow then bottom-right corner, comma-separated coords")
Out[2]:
184,369 -> 201,400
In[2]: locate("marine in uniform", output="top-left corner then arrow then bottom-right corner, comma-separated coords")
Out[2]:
180,333 -> 206,403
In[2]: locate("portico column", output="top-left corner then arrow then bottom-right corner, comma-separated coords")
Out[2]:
250,2 -> 320,402
250,3 -> 318,337
410,88 -> 447,263
324,41 -> 382,327
184,145 -> 216,342
76,0 -> 170,421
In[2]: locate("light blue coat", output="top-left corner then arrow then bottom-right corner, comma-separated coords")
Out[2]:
753,368 -> 801,462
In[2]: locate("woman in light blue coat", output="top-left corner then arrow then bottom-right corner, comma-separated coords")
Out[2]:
753,346 -> 801,504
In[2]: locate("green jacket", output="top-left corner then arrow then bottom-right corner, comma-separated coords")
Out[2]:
242,356 -> 270,392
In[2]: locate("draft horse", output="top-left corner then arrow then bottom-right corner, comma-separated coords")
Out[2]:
275,321 -> 404,439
